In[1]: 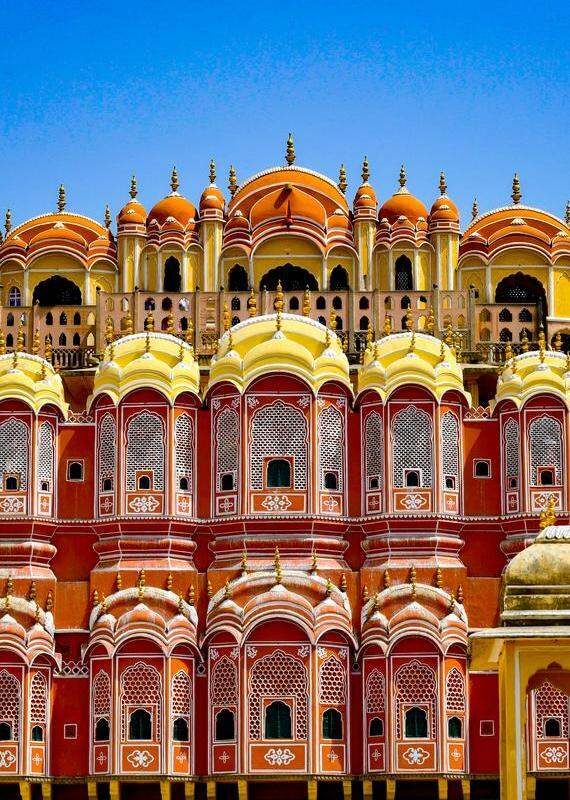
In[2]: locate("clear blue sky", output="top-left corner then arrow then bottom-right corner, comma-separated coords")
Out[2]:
0,1 -> 568,229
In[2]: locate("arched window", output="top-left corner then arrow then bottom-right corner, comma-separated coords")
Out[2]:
500,328 -> 512,342
519,308 -> 532,322
232,316 -> 240,327
30,672 -> 47,740
395,255 -> 413,290
322,708 -> 343,739
545,718 -> 562,737
126,412 -> 165,492
369,717 -> 384,737
99,414 -> 116,494
0,670 -> 20,741
138,475 -> 151,490
474,460 -> 490,478
0,418 -> 29,491
31,725 -> 44,742
173,717 -> 189,742
359,315 -> 369,331
504,418 -> 520,490
8,287 -> 21,307
231,297 -> 241,311
73,312 -> 81,325
267,458 -> 291,488
499,308 -> 512,322
228,264 -> 249,292
5,335 -> 13,348
179,477 -> 189,491
535,682 -> 569,739
67,461 -> 83,481
0,722 -> 12,741
45,312 -> 53,326
529,416 -> 563,487
59,333 -> 67,346
316,296 -> 326,310
37,422 -> 54,492
215,709 -> 235,741
59,313 -> 67,326
400,295 -> 411,310
318,404 -> 344,493
129,708 -> 152,740
332,295 -> 343,310
6,313 -> 14,326
289,297 -> 300,311
145,298 -> 156,311
175,414 -> 193,494
448,716 -> 462,738
164,256 -> 181,292
441,412 -> 460,492
33,276 -> 81,306
324,472 -> 338,490
405,470 -> 420,487
365,413 -> 383,492
95,718 -> 110,741
264,701 -> 292,739
405,706 -> 428,738
392,406 -> 433,489
359,296 -> 370,310
329,265 -> 349,291
216,407 -> 239,493
250,402 -> 308,491
335,315 -> 343,330
72,333 -> 80,346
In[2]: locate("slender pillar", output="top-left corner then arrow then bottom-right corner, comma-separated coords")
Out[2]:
438,777 -> 448,799
308,778 -> 318,800
184,783 -> 196,800
207,780 -> 217,800
237,779 -> 248,800
41,784 -> 53,800
109,780 -> 121,800
19,782 -> 31,800
342,779 -> 352,800
461,778 -> 471,800
87,782 -> 98,800
362,779 -> 373,800
526,775 -> 537,800
160,780 -> 171,800
386,778 -> 396,800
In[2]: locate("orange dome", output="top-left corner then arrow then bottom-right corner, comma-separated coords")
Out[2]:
118,199 -> 146,226
2,233 -> 27,251
354,183 -> 378,210
200,185 -> 225,213
29,222 -> 87,247
250,184 -> 326,229
147,193 -> 197,228
379,188 -> 429,225
430,195 -> 459,222
225,210 -> 250,231
327,209 -> 352,231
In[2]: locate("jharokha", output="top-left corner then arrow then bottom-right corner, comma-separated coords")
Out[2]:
1,140 -> 570,800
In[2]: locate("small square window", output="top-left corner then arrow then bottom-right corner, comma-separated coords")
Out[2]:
537,466 -> 555,486
64,723 -> 77,739
220,473 -> 234,491
480,720 -> 494,736
473,459 -> 491,478
508,477 -> 518,489
66,460 -> 84,482
444,475 -> 456,490
404,469 -> 421,488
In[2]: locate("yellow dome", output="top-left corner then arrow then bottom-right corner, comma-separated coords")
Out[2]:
207,313 -> 351,394
0,352 -> 68,417
89,331 -> 200,407
502,524 -> 570,624
357,332 -> 470,402
494,350 -> 570,408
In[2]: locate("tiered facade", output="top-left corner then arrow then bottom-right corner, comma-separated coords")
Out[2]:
0,143 -> 569,800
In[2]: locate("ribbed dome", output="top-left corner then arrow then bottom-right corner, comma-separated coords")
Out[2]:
379,187 -> 428,225
147,193 -> 197,227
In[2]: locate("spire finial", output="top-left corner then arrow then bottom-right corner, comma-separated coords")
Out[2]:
511,172 -> 521,204
170,166 -> 180,194
274,546 -> 283,584
398,164 -> 407,188
439,170 -> 447,196
565,200 -> 570,226
361,156 -> 370,183
104,204 -> 111,229
228,165 -> 237,197
209,158 -> 216,185
4,209 -> 11,236
130,175 -> 138,199
285,133 -> 295,166
57,184 -> 66,213
338,164 -> 347,194
471,197 -> 479,220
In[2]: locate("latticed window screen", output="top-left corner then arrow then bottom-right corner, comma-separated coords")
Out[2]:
391,406 -> 433,488
175,414 -> 193,485
365,412 -> 383,484
441,412 -> 459,487
120,662 -> 162,741
395,660 -> 437,738
445,668 -> 466,712
504,418 -> 520,481
249,401 -> 308,490
98,414 -> 116,492
366,669 -> 386,714
30,672 -> 48,724
216,408 -> 239,490
529,416 -> 563,485
210,656 -> 238,705
92,670 -> 111,725
318,405 -> 344,491
126,412 -> 165,491
319,656 -> 346,705
535,681 -> 569,738
0,669 -> 20,739
171,670 -> 192,717
0,418 -> 28,490
248,650 -> 308,740
37,423 -> 54,488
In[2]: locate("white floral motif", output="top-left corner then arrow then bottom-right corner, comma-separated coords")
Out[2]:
261,495 -> 292,512
231,398 -> 240,409
210,649 -> 219,661
96,751 -> 107,765
402,746 -> 430,766
542,745 -> 568,764
175,751 -> 187,763
263,748 -> 295,766
327,751 -> 339,762
0,749 -> 16,769
218,751 -> 230,764
371,748 -> 382,762
0,496 -> 24,514
126,749 -> 155,768
128,495 -> 159,513
401,493 -> 427,510
297,396 -> 310,409
246,646 -> 258,659
450,747 -> 462,761
246,397 -> 260,408
297,646 -> 309,658
230,647 -> 239,660
317,647 -> 328,659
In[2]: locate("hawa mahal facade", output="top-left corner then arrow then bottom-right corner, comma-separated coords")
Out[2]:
0,140 -> 569,800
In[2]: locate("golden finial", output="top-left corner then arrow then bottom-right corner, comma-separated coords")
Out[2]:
0,331 -> 5,356
28,580 -> 37,602
170,166 -> 180,193
32,329 -> 40,355
409,565 -> 417,585
439,170 -> 447,195
338,164 -> 347,194
228,165 -> 237,197
504,341 -> 513,362
511,172 -> 521,204
383,315 -> 392,337
187,584 -> 195,605
123,308 -> 134,336
565,200 -> 570,226
100,594 -> 108,614
166,572 -> 173,591
365,321 -> 374,349
207,579 -> 213,599
383,569 -> 391,589
5,594 -> 10,610
4,209 -> 12,235
223,302 -> 231,331
178,594 -> 184,614
241,541 -> 248,575
340,573 -> 347,593
144,311 -> 154,331
178,339 -> 185,361
273,279 -> 284,313
408,331 -> 416,354
398,164 -> 407,188
427,306 -> 435,335
471,197 -> 479,220
554,331 -> 562,351
116,572 -> 122,591
302,286 -> 311,316
444,321 -> 454,346
35,603 -> 41,623
310,545 -> 318,575
45,589 -> 53,612
448,590 -> 455,612
44,336 -> 52,362
362,584 -> 369,602
108,340 -> 115,362
328,308 -> 337,330
457,585 -> 464,604
361,156 -> 370,183
137,569 -> 145,600
435,567 -> 443,589
521,331 -> 529,352
166,310 -> 175,335
404,306 -> 413,331
274,546 -> 283,584
186,317 -> 194,342
209,158 -> 216,184
105,316 -> 114,344
130,175 -> 138,199
57,184 -> 66,213
539,495 -> 557,530
538,325 -> 546,347
104,204 -> 112,229
285,133 -> 295,166
17,325 -> 25,352
224,579 -> 231,598
11,350 -> 18,370
247,288 -> 257,317
5,575 -> 13,596
325,577 -> 333,597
